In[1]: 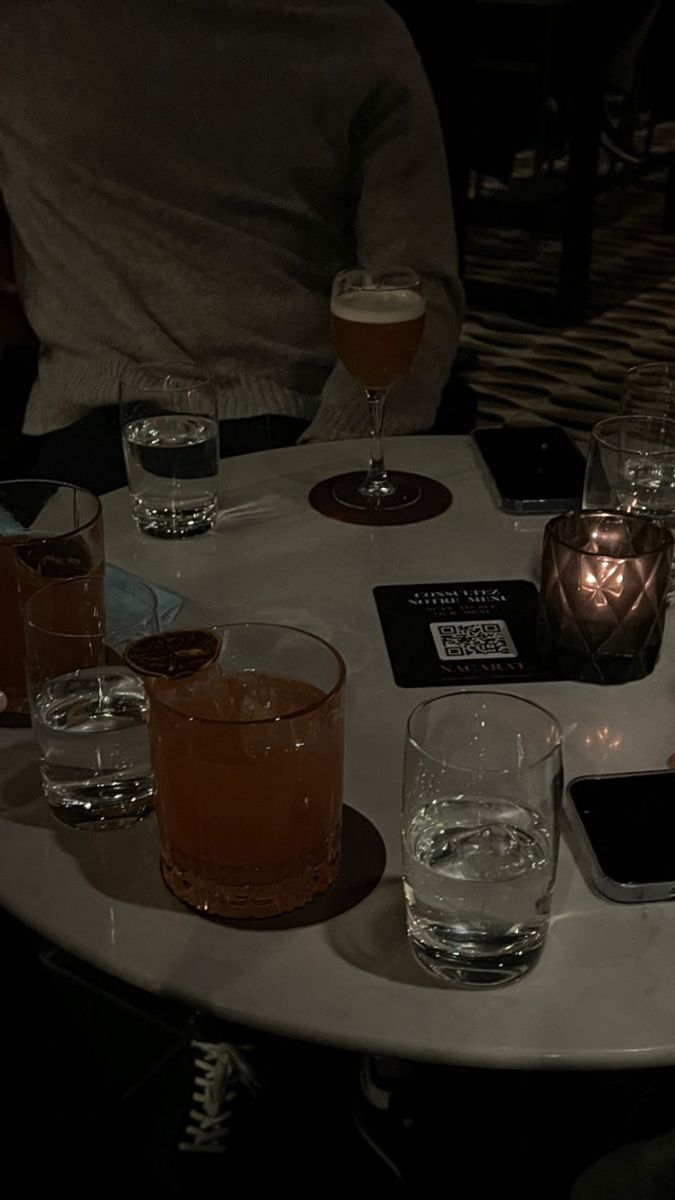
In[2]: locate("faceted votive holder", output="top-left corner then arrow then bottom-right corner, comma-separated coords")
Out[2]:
537,510 -> 673,685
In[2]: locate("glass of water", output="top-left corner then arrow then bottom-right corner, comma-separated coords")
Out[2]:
402,691 -> 562,987
583,415 -> 675,599
622,362 -> 675,418
120,362 -> 218,538
24,574 -> 159,830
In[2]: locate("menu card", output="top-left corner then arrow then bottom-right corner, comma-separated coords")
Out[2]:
374,580 -> 553,687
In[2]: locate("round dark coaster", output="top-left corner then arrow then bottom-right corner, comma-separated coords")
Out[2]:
308,471 -> 452,526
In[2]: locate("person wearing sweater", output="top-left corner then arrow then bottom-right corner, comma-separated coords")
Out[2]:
0,0 -> 462,491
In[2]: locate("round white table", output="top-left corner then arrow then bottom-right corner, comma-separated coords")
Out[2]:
2,436 -> 675,1069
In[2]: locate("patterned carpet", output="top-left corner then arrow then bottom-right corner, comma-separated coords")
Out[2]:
462,131 -> 675,433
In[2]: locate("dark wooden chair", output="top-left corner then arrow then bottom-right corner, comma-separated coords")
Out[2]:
392,0 -> 673,324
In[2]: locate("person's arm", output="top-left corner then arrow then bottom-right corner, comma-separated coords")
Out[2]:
0,195 -> 34,347
0,197 -> 16,291
302,5 -> 463,443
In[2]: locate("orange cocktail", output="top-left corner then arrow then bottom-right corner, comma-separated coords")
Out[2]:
144,625 -> 345,918
0,482 -> 103,717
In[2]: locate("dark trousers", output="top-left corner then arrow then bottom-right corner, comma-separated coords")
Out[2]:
7,406 -> 309,496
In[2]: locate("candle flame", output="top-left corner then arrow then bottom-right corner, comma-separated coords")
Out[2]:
581,557 -> 625,606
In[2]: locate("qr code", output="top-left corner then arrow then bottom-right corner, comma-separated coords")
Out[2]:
430,619 -> 517,660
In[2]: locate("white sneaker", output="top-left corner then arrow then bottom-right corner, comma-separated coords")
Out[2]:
178,1039 -> 261,1155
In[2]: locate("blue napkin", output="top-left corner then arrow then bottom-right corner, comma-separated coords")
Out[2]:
106,564 -> 183,631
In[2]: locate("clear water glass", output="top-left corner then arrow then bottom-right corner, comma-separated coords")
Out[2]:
622,362 -> 675,418
120,362 -> 218,538
25,575 -> 159,830
402,691 -> 562,987
583,415 -> 675,599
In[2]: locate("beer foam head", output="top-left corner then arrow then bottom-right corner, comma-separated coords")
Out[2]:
331,287 -> 425,325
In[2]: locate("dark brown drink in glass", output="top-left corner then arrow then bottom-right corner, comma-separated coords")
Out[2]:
332,289 -> 425,390
326,269 -> 427,512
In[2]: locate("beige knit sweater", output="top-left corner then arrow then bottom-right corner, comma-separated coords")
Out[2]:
0,0 -> 463,440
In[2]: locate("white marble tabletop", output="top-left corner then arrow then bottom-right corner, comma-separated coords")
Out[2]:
2,435 -> 675,1069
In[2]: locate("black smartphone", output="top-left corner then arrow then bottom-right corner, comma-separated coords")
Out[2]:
473,425 -> 586,513
566,771 -> 675,903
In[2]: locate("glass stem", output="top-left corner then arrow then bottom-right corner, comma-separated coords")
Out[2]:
360,388 -> 394,499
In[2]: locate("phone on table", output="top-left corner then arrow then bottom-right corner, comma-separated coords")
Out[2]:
473,425 -> 586,514
566,771 -> 675,903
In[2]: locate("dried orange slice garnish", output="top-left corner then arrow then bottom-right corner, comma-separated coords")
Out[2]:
124,629 -> 220,679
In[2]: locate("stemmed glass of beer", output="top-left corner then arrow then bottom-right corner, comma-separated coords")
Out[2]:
330,268 -> 426,510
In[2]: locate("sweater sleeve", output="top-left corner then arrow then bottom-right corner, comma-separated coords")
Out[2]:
301,4 -> 464,443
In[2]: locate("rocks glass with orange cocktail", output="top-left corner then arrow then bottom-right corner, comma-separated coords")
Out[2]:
126,624 -> 346,919
0,481 -> 103,722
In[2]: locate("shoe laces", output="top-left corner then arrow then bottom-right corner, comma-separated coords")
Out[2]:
179,1040 -> 259,1154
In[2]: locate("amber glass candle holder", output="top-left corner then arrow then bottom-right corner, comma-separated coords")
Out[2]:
538,510 -> 673,685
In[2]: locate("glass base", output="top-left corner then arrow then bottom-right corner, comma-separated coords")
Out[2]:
541,642 -> 660,685
308,471 -> 453,526
132,496 -> 218,539
331,471 -> 422,512
160,834 -> 341,919
409,930 -> 545,988
45,771 -> 155,831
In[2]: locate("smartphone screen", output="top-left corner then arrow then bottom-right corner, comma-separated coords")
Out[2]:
568,773 -> 675,885
473,426 -> 586,511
